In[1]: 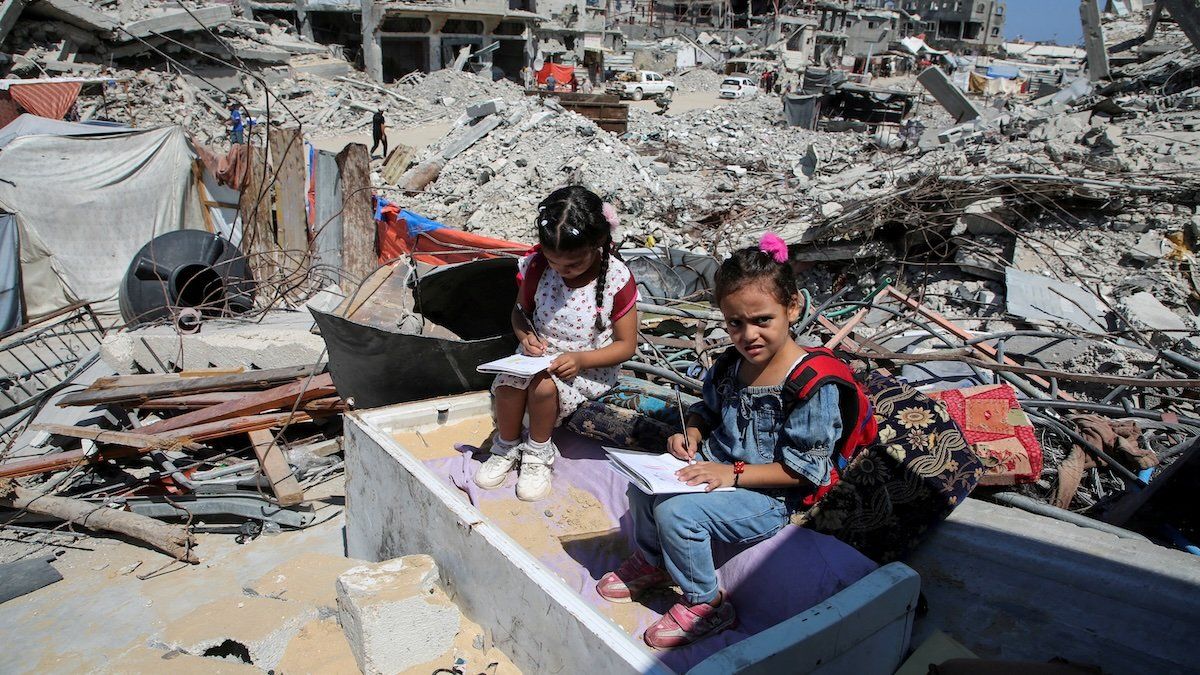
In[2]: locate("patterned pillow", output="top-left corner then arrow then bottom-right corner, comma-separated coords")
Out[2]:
565,377 -> 697,453
793,372 -> 984,563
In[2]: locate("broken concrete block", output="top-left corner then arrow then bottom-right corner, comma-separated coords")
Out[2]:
465,98 -> 507,120
960,197 -> 1010,235
336,555 -> 461,675
1005,267 -> 1108,332
158,596 -> 318,671
248,552 -> 367,611
917,67 -> 981,123
1127,232 -> 1168,264
100,311 -> 327,374
1120,292 -> 1191,343
820,202 -> 844,218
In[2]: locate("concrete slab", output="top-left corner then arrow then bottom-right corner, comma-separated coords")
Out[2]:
1004,267 -> 1108,332
1119,291 -> 1192,344
906,498 -> 1200,672
916,67 -> 981,123
119,5 -> 232,40
99,311 -> 326,373
157,595 -> 319,671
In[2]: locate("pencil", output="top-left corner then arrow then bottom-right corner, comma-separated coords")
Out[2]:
674,385 -> 696,464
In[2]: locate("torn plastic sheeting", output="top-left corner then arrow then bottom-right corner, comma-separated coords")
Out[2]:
1004,267 -> 1107,333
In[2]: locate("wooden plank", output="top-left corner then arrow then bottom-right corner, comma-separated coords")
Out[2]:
89,367 -> 246,390
139,392 -> 246,410
268,126 -> 309,280
193,160 -> 216,233
239,144 -> 276,284
249,429 -> 304,506
30,424 -> 204,451
162,411 -> 318,441
133,373 -> 335,436
336,143 -> 377,284
59,365 -> 324,407
380,143 -> 416,185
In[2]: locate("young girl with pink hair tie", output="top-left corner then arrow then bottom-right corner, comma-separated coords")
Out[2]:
597,232 -> 845,649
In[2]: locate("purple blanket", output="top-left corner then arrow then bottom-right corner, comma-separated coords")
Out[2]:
426,429 -> 877,672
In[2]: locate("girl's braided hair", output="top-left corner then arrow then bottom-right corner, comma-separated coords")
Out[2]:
536,185 -> 616,331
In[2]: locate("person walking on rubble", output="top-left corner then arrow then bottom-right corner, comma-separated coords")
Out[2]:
227,101 -> 246,145
474,186 -> 639,502
370,110 -> 388,158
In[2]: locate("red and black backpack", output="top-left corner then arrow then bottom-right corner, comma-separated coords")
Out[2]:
713,346 -> 878,507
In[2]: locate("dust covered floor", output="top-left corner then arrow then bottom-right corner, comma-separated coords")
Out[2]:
0,474 -> 521,674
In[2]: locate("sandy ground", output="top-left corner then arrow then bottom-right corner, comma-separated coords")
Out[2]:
0,472 -> 518,674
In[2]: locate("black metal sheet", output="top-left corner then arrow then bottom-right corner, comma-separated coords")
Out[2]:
311,308 -> 517,410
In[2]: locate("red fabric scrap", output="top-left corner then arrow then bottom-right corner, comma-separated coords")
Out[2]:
8,82 -> 82,121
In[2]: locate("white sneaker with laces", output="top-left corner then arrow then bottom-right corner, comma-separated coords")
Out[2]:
474,440 -> 521,489
516,447 -> 555,502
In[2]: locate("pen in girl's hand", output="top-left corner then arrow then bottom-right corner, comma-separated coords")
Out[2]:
674,385 -> 697,464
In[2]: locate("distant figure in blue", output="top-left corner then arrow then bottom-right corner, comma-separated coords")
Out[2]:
227,102 -> 245,145
546,73 -> 557,91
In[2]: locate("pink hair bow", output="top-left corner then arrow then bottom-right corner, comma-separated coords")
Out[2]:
759,232 -> 788,264
601,202 -> 620,231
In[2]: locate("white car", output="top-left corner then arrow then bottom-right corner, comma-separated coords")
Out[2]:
607,70 -> 676,101
719,75 -> 758,99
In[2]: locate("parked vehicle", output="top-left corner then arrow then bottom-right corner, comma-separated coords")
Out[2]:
719,74 -> 758,99
606,70 -> 675,101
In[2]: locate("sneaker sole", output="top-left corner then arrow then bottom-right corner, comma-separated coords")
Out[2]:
644,615 -> 738,649
473,470 -> 513,490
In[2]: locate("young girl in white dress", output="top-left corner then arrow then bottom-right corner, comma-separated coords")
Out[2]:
474,186 -> 640,501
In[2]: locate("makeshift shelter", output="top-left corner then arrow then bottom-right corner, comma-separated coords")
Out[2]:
0,113 -> 127,149
0,125 -> 205,319
536,63 -> 576,88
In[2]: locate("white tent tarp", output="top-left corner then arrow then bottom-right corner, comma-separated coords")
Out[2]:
0,113 -> 128,150
0,126 -> 202,316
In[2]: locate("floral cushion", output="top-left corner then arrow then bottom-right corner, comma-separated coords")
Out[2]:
565,377 -> 697,453
793,372 -> 984,563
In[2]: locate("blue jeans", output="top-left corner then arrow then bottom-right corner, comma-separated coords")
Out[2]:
628,485 -> 789,604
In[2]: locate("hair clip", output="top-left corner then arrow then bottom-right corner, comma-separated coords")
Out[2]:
759,232 -> 789,264
567,226 -> 580,236
540,219 -> 548,227
601,202 -> 619,231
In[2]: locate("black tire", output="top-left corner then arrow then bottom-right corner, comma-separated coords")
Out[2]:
632,88 -> 644,101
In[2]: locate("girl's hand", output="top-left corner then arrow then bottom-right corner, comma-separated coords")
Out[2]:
676,462 -> 735,492
549,352 -> 583,379
520,333 -> 546,356
666,429 -> 703,461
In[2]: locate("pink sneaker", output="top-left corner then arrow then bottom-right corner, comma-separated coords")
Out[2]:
643,596 -> 737,649
596,552 -> 672,603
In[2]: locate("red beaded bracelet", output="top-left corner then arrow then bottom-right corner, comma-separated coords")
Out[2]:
732,461 -> 746,487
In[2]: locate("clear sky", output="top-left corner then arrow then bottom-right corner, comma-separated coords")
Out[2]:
1001,0 -> 1085,45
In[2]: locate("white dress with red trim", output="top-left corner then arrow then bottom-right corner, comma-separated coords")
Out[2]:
493,252 -> 638,425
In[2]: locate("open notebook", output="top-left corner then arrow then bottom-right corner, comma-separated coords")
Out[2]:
605,447 -> 735,495
476,354 -> 555,377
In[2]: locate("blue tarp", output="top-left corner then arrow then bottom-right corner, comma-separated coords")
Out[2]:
400,209 -> 446,236
986,64 -> 1022,80
0,212 -> 21,332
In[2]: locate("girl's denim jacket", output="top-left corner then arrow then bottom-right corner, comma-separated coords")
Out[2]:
688,351 -> 842,511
